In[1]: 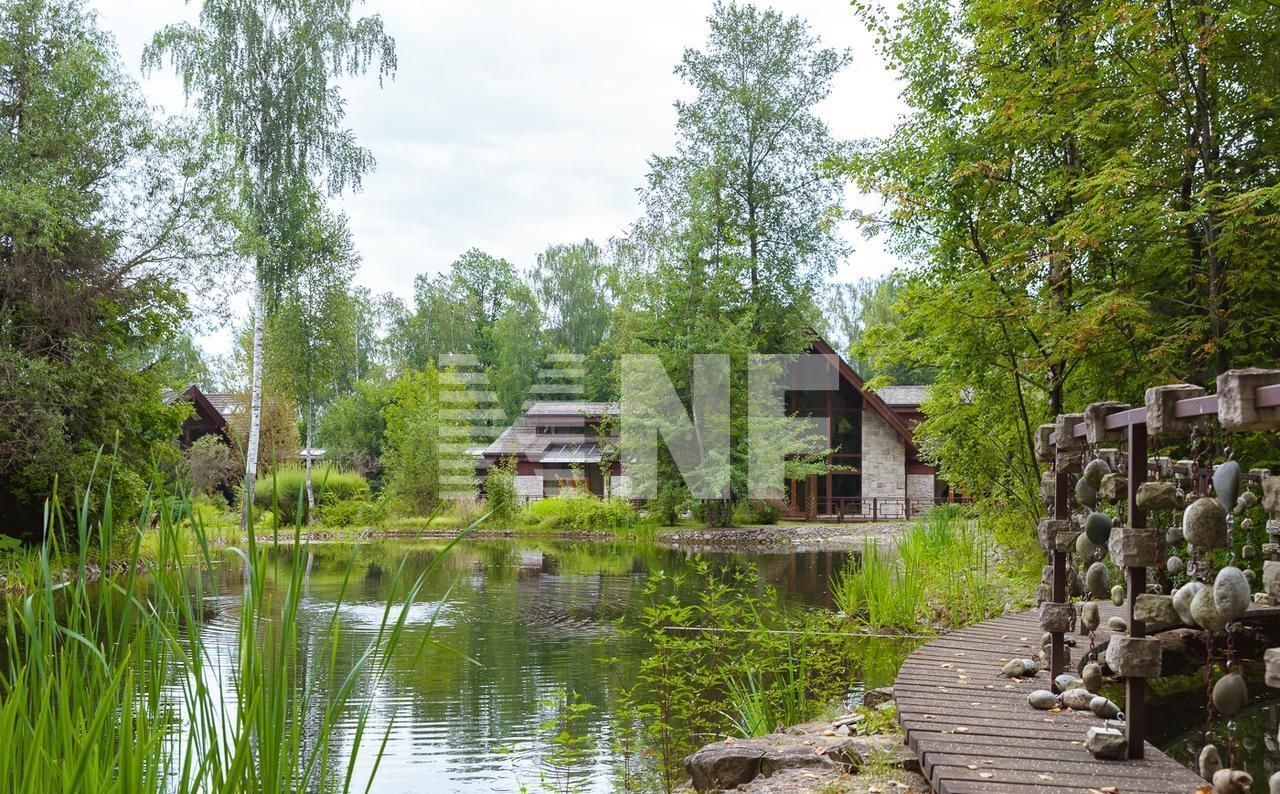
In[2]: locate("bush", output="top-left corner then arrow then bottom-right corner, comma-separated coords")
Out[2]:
186,435 -> 241,497
521,493 -> 639,532
253,465 -> 369,524
318,493 -> 392,528
734,499 -> 782,525
484,457 -> 519,527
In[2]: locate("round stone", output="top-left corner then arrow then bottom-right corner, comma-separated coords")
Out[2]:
1212,671 -> 1248,717
1243,544 -> 1257,560
1076,479 -> 1099,509
1184,497 -> 1229,549
1110,584 -> 1125,606
1214,566 -> 1251,622
1076,531 -> 1099,561
1089,695 -> 1122,720
1167,555 -> 1184,574
1173,582 -> 1203,626
1055,673 -> 1083,692
1215,460 -> 1242,513
1107,616 -> 1127,633
1081,601 -> 1100,633
1199,744 -> 1222,782
1085,512 -> 1113,545
1085,563 -> 1110,599
1081,662 -> 1103,693
1028,690 -> 1058,710
1062,688 -> 1094,710
1192,585 -> 1228,633
1166,525 -> 1184,546
1083,458 -> 1108,489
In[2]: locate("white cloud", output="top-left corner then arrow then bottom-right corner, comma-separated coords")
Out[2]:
90,0 -> 907,352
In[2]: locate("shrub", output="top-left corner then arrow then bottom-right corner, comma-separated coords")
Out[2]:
521,493 -> 639,532
733,499 -> 782,525
186,435 -> 242,497
253,464 -> 369,524
484,456 -> 519,527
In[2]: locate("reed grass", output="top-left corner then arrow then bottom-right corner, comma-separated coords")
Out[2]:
0,460 -> 477,793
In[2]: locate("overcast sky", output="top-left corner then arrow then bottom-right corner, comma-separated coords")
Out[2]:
89,0 -> 907,349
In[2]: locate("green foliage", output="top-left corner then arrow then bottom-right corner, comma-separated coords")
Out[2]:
381,365 -> 474,515
0,0 -> 232,535
316,379 -> 391,485
832,507 -> 1008,630
535,689 -> 597,794
0,467 -> 446,792
484,456 -> 520,528
520,493 -> 640,533
253,464 -> 369,524
732,499 -> 782,525
185,435 -> 242,497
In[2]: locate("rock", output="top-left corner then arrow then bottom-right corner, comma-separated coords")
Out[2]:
1167,555 -> 1184,574
1193,585 -> 1228,633
1001,658 -> 1034,678
1110,584 -> 1125,606
1212,768 -> 1253,794
1247,569 -> 1258,584
1080,601 -> 1100,633
1085,725 -> 1126,760
1076,531 -> 1099,561
1085,563 -> 1110,599
1271,770 -> 1280,794
733,767 -> 841,793
1242,544 -> 1256,560
1083,458 -> 1109,489
1213,566 -> 1251,622
1071,569 -> 1086,598
1185,497 -> 1229,548
1212,672 -> 1248,717
1106,636 -> 1162,678
1245,491 -> 1260,508
1082,662 -> 1103,693
1137,481 -> 1181,512
1054,673 -> 1083,692
862,686 -> 894,709
1265,476 -> 1280,516
1099,472 -> 1127,504
1075,478 -> 1099,509
1039,602 -> 1073,633
1089,695 -> 1123,720
1135,594 -> 1180,630
1215,461 -> 1243,514
1174,582 -> 1204,626
1084,512 -> 1113,545
1062,688 -> 1094,710
1265,561 -> 1280,599
1039,470 -> 1055,507
1217,367 -> 1280,432
1266,648 -> 1280,688
1108,525 -> 1164,568
1166,525 -> 1184,546
1028,690 -> 1058,710
1107,616 -> 1127,633
684,743 -> 765,790
1146,383 -> 1206,438
1200,744 -> 1222,782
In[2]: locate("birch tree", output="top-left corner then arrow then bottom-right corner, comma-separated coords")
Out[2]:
145,0 -> 395,528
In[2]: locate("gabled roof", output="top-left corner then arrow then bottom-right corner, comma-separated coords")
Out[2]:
524,401 -> 618,417
804,332 -> 920,455
163,384 -> 231,435
876,385 -> 927,407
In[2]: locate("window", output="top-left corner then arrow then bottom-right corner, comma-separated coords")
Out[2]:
831,413 -> 861,456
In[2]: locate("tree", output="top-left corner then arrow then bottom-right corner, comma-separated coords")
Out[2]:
0,0 -> 234,534
650,1 -> 850,347
147,0 -> 396,528
266,192 -> 359,515
816,277 -> 935,385
380,365 -> 474,515
315,379 -> 390,485
845,0 -> 1280,512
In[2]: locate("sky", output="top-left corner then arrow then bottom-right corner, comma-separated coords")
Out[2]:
89,0 -> 908,351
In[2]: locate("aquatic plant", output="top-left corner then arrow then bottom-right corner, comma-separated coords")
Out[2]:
0,462 -> 471,793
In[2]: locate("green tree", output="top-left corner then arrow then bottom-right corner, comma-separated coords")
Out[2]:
147,0 -> 396,527
649,0 -> 850,346
0,0 -> 233,533
845,0 -> 1280,512
381,365 -> 474,515
266,194 -> 359,514
315,379 -> 391,486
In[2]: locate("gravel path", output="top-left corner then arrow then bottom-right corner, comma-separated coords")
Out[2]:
656,521 -> 909,552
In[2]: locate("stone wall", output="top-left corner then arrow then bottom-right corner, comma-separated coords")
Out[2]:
515,475 -> 543,499
861,407 -> 905,516
907,473 -> 935,511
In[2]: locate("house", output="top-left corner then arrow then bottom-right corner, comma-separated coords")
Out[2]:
478,334 -> 943,517
478,402 -> 622,500
162,384 -> 236,448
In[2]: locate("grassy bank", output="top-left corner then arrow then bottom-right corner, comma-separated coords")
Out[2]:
0,474 -> 468,793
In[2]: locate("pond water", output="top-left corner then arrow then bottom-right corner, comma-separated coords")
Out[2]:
192,539 -> 909,793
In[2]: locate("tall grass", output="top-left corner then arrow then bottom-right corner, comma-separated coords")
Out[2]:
253,464 -> 370,524
832,506 -> 1002,631
0,463 -> 472,793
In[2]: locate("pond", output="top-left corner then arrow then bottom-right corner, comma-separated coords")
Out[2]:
191,538 -> 910,793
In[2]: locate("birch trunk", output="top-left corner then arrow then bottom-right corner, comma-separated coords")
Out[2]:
243,276 -> 265,530
304,391 -> 315,519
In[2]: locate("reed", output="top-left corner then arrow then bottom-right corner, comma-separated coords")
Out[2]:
0,461 -> 475,793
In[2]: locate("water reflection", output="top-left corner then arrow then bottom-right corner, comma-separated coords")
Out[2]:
1155,665 -> 1280,785
187,540 -> 902,793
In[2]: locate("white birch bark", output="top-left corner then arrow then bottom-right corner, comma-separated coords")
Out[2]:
243,276 -> 265,530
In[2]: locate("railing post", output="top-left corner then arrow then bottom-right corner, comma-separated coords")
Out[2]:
1125,421 -> 1149,759
873,498 -> 878,522
1050,466 -> 1069,683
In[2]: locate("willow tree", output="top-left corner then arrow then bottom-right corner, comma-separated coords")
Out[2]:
145,0 -> 395,527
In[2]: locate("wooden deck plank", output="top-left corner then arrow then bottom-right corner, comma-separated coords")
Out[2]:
893,607 -> 1205,794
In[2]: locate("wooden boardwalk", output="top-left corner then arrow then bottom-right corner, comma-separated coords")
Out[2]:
894,608 -> 1205,794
